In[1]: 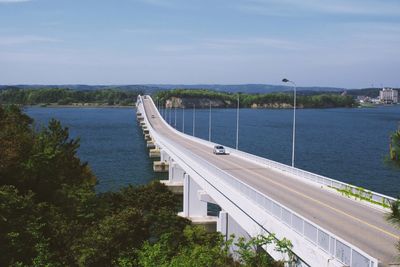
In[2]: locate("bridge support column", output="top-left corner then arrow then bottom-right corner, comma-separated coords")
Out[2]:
168,161 -> 184,183
160,149 -> 171,162
149,148 -> 160,158
183,173 -> 207,217
180,173 -> 217,232
217,211 -> 249,240
160,161 -> 184,194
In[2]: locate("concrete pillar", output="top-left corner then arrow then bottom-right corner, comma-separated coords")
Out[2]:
217,210 -> 250,255
147,140 -> 155,149
149,148 -> 160,158
160,150 -> 171,162
153,161 -> 169,172
180,173 -> 217,231
169,162 -> 185,183
217,210 -> 228,238
161,161 -> 184,194
183,173 -> 207,218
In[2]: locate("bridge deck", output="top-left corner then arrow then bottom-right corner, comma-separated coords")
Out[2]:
142,98 -> 399,266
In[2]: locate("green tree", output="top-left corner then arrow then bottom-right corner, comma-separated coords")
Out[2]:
0,105 -> 291,266
387,129 -> 400,255
387,200 -> 400,254
390,130 -> 400,164
137,226 -> 234,267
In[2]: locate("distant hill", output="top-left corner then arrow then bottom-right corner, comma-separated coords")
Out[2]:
1,84 -> 384,95
0,84 -> 160,92
145,84 -> 345,94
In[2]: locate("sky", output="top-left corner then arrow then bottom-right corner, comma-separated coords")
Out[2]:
0,0 -> 399,88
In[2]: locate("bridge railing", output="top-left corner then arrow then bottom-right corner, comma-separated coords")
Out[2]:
138,96 -> 378,267
230,149 -> 396,209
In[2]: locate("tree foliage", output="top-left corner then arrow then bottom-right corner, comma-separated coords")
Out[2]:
0,88 -> 143,106
0,105 -> 291,266
387,130 -> 400,255
154,89 -> 355,108
390,130 -> 400,165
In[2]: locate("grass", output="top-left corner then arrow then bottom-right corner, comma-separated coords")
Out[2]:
329,185 -> 391,209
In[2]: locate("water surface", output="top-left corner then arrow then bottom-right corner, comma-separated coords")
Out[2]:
27,105 -> 400,196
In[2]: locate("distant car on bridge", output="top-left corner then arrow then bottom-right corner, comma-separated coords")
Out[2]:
213,145 -> 226,155
151,115 -> 155,118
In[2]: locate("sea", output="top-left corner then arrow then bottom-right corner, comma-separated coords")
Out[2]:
26,105 -> 400,197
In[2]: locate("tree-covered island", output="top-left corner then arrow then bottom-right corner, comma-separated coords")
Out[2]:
1,87 -> 355,108
155,89 -> 355,109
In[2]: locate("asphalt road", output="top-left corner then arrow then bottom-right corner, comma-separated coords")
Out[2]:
142,97 -> 400,266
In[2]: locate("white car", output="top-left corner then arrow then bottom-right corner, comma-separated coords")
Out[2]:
213,145 -> 226,155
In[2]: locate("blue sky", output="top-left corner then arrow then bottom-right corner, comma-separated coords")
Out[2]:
1,0 -> 399,88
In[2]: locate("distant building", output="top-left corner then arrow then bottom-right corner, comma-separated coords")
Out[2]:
356,96 -> 371,103
379,88 -> 398,104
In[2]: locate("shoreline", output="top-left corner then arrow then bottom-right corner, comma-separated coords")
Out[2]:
17,104 -> 136,109
2,103 -> 398,110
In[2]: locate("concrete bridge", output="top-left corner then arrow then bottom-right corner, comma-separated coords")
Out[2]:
136,95 -> 400,267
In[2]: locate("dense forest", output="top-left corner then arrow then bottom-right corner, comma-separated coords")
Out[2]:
154,89 -> 356,108
0,105 -> 293,266
0,88 -> 143,106
0,87 -> 374,108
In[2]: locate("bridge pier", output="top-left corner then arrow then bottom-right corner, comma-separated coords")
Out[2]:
160,149 -> 171,162
146,139 -> 155,149
217,210 -> 252,255
180,173 -> 217,232
160,161 -> 184,194
149,148 -> 160,158
153,161 -> 169,172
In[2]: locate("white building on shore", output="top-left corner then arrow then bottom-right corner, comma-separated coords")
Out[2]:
379,88 -> 398,104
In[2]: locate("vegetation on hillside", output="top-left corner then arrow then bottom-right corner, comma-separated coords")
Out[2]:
0,88 -> 143,106
0,105 -> 292,266
154,89 -> 355,108
390,130 -> 400,165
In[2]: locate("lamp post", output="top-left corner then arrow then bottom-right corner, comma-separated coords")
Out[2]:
208,101 -> 212,141
174,107 -> 177,128
236,95 -> 240,150
193,104 -> 196,136
182,107 -> 185,133
282,78 -> 297,167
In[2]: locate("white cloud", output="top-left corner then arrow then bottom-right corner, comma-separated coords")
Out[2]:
0,35 -> 60,45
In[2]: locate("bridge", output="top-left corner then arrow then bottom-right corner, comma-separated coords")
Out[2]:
136,95 -> 400,267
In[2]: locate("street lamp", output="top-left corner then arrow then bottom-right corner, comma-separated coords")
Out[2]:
282,78 -> 297,167
208,101 -> 212,141
236,95 -> 240,150
174,107 -> 177,128
193,104 -> 196,136
182,107 -> 185,133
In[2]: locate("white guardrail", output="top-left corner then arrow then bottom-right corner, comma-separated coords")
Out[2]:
137,95 -> 379,267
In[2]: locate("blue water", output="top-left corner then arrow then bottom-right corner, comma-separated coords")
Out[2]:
25,107 -> 167,192
26,105 -> 400,197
